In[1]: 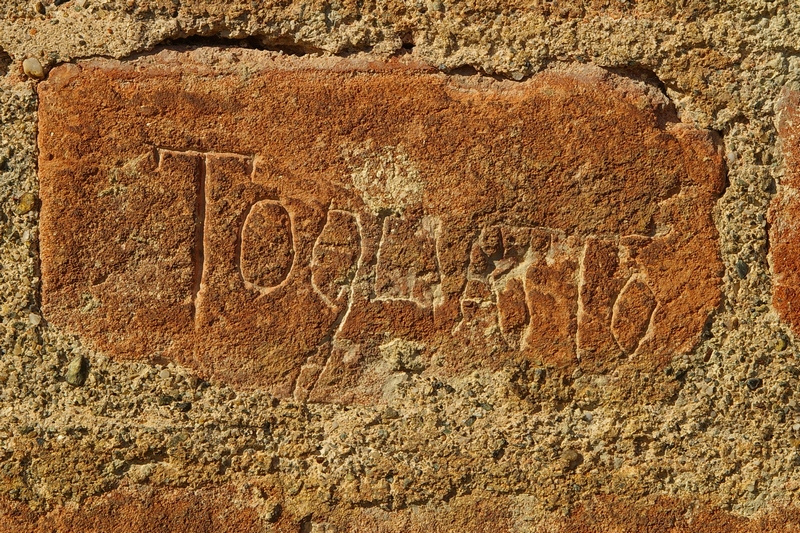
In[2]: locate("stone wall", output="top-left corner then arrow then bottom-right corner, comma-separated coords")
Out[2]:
2,1 -> 800,531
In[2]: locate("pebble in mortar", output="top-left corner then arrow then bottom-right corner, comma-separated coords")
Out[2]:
21,58 -> 43,79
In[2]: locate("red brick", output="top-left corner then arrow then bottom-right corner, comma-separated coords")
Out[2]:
5,489 -> 800,533
771,88 -> 800,330
38,50 -> 725,401
0,487 -> 266,533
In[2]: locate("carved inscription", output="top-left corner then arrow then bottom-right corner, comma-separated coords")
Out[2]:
455,227 -> 659,366
375,214 -> 441,307
311,210 -> 361,307
240,201 -> 294,290
612,278 -> 657,354
38,53 -> 725,402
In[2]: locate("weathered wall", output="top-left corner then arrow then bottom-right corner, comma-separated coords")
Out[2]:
2,1 -> 800,531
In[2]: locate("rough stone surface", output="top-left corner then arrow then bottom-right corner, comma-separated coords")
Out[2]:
1,0 -> 800,530
39,50 -> 724,403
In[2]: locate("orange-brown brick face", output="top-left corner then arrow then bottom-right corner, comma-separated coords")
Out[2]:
770,88 -> 800,333
38,53 -> 725,402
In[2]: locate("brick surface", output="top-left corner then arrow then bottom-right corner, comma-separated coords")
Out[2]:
4,488 -> 800,533
771,88 -> 800,331
38,50 -> 725,402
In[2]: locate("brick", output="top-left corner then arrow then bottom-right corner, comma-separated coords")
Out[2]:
0,487 -> 266,533
5,488 -> 800,533
38,49 -> 725,402
771,88 -> 800,330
